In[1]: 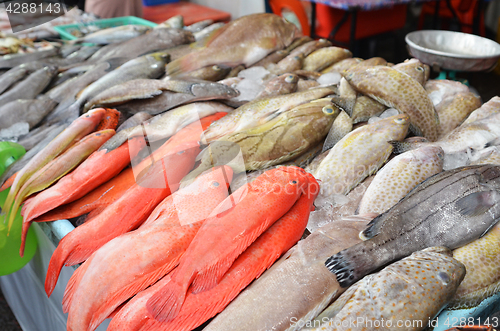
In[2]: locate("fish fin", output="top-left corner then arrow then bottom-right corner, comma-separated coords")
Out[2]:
261,110 -> 281,123
62,257 -> 92,313
341,213 -> 378,223
455,191 -> 500,217
146,275 -> 190,322
105,57 -> 128,72
388,140 -> 416,154
0,172 -> 17,192
64,246 -> 98,267
45,233 -> 78,296
331,96 -> 355,117
19,219 -> 31,257
408,122 -> 424,137
359,214 -> 385,240
89,258 -> 181,331
322,110 -> 353,153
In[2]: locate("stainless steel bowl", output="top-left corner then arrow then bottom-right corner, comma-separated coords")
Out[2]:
405,30 -> 500,72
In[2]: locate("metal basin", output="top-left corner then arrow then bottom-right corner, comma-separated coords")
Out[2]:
405,30 -> 500,72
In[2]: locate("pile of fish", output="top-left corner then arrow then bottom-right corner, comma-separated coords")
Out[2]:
1,12 -> 500,331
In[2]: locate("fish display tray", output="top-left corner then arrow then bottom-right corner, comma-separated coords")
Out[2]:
53,16 -> 158,41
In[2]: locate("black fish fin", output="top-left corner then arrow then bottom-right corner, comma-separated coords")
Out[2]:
409,122 -> 424,137
480,220 -> 498,238
388,140 -> 415,154
105,57 -> 129,71
331,95 -> 355,117
359,214 -> 386,240
456,191 -> 499,217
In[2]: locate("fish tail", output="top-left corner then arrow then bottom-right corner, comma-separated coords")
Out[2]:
324,242 -> 376,288
146,277 -> 189,322
62,256 -> 92,313
0,172 -> 17,192
45,234 -> 77,297
166,57 -> 186,76
190,255 -> 234,294
19,219 -> 31,257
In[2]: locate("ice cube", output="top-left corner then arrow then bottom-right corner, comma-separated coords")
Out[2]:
234,78 -> 265,102
0,122 -> 29,142
307,205 -> 333,232
368,116 -> 381,124
379,108 -> 399,119
443,152 -> 469,170
317,72 -> 341,86
238,66 -> 270,82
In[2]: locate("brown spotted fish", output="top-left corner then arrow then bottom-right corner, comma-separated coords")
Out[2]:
321,110 -> 353,152
462,96 -> 500,125
357,146 -> 444,216
256,73 -> 299,99
326,165 -> 500,288
451,223 -> 500,309
313,114 -> 409,197
345,65 -> 440,141
310,247 -> 465,331
436,92 -> 481,139
321,57 -> 363,74
425,79 -> 470,112
392,58 -> 430,86
302,47 -> 352,72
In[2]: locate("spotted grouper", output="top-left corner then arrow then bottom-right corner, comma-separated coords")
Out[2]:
309,247 -> 465,331
326,165 -> 500,288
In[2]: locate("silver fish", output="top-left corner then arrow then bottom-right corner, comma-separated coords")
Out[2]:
0,97 -> 57,130
0,66 -> 28,94
193,22 -> 225,41
0,47 -> 59,68
326,165 -> 500,288
184,19 -> 214,32
71,25 -> 151,45
0,65 -> 57,105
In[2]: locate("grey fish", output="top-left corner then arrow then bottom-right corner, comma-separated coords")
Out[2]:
0,65 -> 57,105
68,52 -> 169,113
155,15 -> 184,29
0,47 -> 59,68
116,79 -> 239,116
17,124 -> 62,151
70,25 -> 151,45
204,220 -> 368,331
184,19 -> 213,32
311,247 -> 465,331
86,28 -> 194,64
0,97 -> 57,130
84,78 -> 238,111
60,45 -> 82,58
168,64 -> 231,81
326,164 -> 500,288
40,46 -> 101,67
116,112 -> 152,132
0,123 -> 67,187
45,58 -> 129,124
0,65 -> 28,94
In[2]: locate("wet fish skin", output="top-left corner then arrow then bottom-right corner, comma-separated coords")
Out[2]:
185,19 -> 214,32
41,46 -> 101,67
314,114 -> 410,197
168,64 -> 231,81
70,52 -> 169,113
451,223 -> 500,309
302,46 -> 352,72
357,146 -> 444,216
346,65 -> 440,141
116,112 -> 152,132
392,58 -> 430,86
0,97 -> 57,130
462,96 -> 500,125
0,65 -> 27,94
437,92 -> 481,139
297,79 -> 320,92
270,53 -> 304,75
193,22 -> 225,41
326,164 -> 500,288
0,47 -> 59,68
0,65 -> 57,104
312,247 -> 465,331
252,49 -> 289,68
72,25 -> 151,45
155,15 -> 184,29
204,220 -> 368,331
256,73 -> 299,99
167,14 -> 299,74
288,38 -> 332,58
425,79 -> 470,112
103,101 -> 233,151
204,86 -> 336,142
321,57 -> 363,74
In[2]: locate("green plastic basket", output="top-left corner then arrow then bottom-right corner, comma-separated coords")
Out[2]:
53,16 -> 158,41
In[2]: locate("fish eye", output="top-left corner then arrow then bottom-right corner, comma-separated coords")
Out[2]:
212,181 -> 220,187
322,106 -> 334,115
319,38 -> 327,43
177,150 -> 185,155
290,180 -> 298,185
394,117 -> 406,124
212,65 -> 221,71
285,75 -> 296,83
294,56 -> 301,61
416,66 -> 424,72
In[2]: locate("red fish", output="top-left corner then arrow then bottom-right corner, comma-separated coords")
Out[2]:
21,136 -> 145,225
64,166 -> 234,331
95,108 -> 120,131
146,166 -> 311,321
17,129 -> 115,256
0,172 -> 16,192
109,175 -> 319,331
44,142 -> 200,296
3,108 -> 106,232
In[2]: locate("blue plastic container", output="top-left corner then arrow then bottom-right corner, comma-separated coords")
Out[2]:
142,0 -> 179,7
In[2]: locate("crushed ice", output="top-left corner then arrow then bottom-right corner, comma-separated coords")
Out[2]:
317,72 -> 341,86
233,66 -> 271,101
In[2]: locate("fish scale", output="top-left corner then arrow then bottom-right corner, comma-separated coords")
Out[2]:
346,65 -> 439,141
357,146 -> 444,216
313,114 -> 409,198
451,223 -> 500,309
309,247 -> 465,331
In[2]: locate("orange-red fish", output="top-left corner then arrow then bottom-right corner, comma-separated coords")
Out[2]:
31,166 -> 136,224
115,176 -> 319,331
17,129 -> 115,256
146,166 -> 311,321
3,108 -> 105,232
95,108 -> 120,131
44,142 -> 200,296
21,136 -> 145,225
0,172 -> 16,192
63,166 -> 234,331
